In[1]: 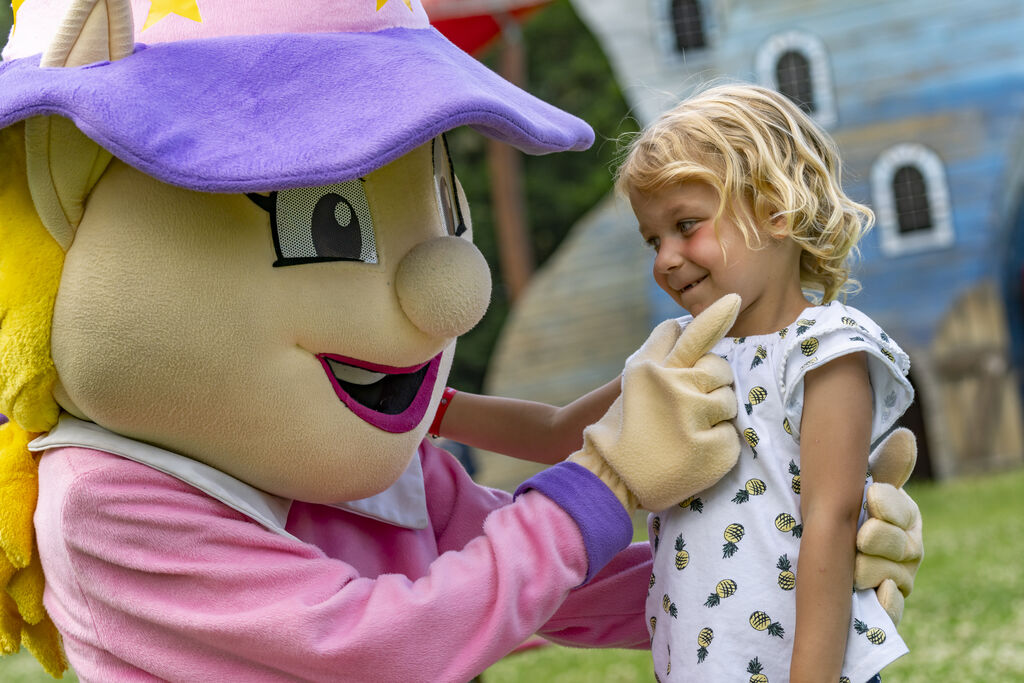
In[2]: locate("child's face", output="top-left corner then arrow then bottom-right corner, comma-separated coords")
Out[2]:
631,181 -> 807,336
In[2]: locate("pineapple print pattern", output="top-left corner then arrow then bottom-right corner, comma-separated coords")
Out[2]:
747,657 -> 768,682
776,554 -> 795,590
743,428 -> 760,458
795,318 -> 816,335
788,460 -> 801,494
749,610 -> 785,638
674,535 -> 689,570
643,302 -> 910,681
745,386 -> 768,415
662,594 -> 678,618
854,618 -> 887,645
722,523 -> 745,557
696,627 -> 713,663
774,512 -> 803,538
678,496 -> 704,513
733,478 -> 766,503
704,578 -> 738,607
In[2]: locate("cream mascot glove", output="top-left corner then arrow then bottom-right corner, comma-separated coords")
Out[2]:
569,294 -> 741,512
856,427 -> 924,625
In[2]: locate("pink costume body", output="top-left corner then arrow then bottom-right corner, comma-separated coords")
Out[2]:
34,439 -> 651,682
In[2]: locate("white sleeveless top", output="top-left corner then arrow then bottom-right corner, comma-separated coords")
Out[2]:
645,301 -> 912,683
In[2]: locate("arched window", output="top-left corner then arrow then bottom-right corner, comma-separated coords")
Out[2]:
775,50 -> 814,114
892,166 -> 932,235
671,0 -> 706,52
872,144 -> 954,255
654,0 -> 714,60
756,31 -> 836,128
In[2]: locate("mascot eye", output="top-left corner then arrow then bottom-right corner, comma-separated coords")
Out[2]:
247,180 -> 378,267
432,135 -> 467,238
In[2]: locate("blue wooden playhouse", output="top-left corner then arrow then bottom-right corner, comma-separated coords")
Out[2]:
482,0 -> 1024,486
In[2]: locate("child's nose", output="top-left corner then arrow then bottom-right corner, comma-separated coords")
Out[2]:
655,242 -> 686,272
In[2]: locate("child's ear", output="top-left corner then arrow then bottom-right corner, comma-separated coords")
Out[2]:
767,213 -> 791,240
24,0 -> 134,250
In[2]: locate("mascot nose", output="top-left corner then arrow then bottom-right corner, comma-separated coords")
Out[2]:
396,236 -> 492,339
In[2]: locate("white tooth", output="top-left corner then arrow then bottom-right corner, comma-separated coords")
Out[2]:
326,358 -> 387,385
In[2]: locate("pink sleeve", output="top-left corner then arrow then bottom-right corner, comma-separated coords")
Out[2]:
421,444 -> 652,650
539,542 -> 653,650
52,456 -> 625,682
419,440 -> 515,552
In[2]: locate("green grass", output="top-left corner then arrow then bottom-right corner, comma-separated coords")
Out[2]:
485,468 -> 1024,682
3,469 -> 1023,682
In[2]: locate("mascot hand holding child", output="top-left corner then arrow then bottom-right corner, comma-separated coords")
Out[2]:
0,0 -> 922,680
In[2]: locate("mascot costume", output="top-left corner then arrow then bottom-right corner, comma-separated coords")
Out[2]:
0,0 -> 922,680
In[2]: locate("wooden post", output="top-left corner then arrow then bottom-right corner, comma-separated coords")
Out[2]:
487,12 -> 534,302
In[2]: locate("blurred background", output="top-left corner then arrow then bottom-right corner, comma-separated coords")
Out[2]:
3,0 -> 1023,680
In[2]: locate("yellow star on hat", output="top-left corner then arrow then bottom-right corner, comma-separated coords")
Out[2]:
143,0 -> 203,31
376,0 -> 414,11
11,0 -> 25,29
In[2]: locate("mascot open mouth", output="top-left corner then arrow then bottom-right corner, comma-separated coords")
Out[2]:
317,352 -> 442,433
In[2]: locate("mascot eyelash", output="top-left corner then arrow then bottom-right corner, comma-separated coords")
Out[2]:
0,121 -> 70,676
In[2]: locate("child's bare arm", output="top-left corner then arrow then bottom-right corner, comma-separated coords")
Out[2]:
790,352 -> 872,682
435,378 -> 621,465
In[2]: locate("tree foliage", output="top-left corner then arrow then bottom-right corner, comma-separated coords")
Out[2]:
1,3 -> 12,50
448,0 -> 636,392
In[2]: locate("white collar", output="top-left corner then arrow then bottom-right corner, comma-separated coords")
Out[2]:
28,415 -> 429,537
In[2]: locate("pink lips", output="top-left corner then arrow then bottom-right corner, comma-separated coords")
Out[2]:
317,352 -> 442,434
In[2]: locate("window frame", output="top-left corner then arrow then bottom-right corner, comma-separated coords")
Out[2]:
755,30 -> 837,128
871,143 -> 955,256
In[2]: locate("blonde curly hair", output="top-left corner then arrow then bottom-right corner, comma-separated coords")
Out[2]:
616,83 -> 873,303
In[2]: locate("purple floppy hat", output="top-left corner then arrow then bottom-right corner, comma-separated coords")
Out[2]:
0,0 -> 593,192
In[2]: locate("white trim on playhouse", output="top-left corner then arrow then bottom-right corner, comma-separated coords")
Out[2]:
755,29 -> 837,129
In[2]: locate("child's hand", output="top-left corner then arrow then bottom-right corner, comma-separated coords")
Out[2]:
568,294 -> 741,512
854,427 -> 924,625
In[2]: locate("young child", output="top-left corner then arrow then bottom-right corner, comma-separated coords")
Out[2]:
436,83 -> 912,682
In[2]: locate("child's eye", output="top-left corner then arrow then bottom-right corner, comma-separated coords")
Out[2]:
644,236 -> 660,251
677,219 -> 699,234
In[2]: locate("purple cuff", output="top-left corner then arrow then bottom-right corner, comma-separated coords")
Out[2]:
515,461 -> 633,585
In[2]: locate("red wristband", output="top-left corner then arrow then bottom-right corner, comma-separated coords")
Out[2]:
428,387 -> 457,437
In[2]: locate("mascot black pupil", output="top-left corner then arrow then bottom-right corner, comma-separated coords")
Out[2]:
311,192 -> 361,259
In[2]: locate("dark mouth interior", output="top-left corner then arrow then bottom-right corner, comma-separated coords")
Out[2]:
684,276 -> 705,292
335,364 -> 430,415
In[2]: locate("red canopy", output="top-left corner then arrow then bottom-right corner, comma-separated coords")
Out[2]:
424,0 -> 550,54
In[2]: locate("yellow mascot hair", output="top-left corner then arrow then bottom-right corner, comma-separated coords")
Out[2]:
0,121 -> 69,678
